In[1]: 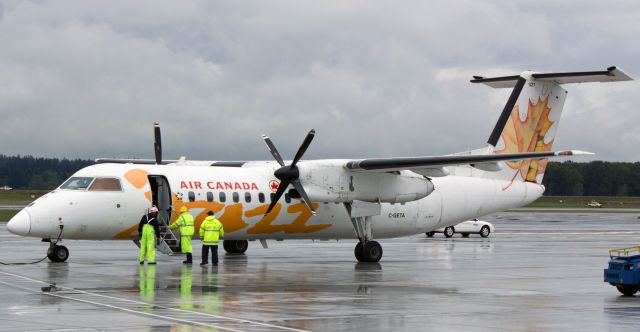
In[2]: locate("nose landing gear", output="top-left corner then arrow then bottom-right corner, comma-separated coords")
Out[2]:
44,224 -> 68,262
47,244 -> 69,263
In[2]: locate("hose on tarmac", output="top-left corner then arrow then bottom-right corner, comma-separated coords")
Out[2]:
0,256 -> 48,265
0,226 -> 64,265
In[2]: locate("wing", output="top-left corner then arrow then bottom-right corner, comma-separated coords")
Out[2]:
344,150 -> 591,173
95,158 -> 176,165
94,158 -> 247,167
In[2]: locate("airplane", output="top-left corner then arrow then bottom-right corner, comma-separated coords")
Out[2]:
6,66 -> 632,263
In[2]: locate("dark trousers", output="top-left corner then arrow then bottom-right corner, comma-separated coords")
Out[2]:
201,245 -> 218,265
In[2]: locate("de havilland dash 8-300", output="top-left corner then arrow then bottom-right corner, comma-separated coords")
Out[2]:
7,66 -> 633,263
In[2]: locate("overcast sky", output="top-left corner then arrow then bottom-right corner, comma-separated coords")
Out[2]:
1,0 -> 638,162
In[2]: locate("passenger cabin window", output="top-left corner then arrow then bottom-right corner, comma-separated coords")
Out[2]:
285,193 -> 291,203
207,192 -> 214,202
219,192 -> 226,203
188,191 -> 195,202
60,177 -> 94,190
245,192 -> 251,203
258,193 -> 265,203
88,178 -> 122,191
232,192 -> 239,203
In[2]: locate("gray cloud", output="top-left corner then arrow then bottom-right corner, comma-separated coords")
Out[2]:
0,0 -> 638,162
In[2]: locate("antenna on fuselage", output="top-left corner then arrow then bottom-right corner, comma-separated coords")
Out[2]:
154,122 -> 162,165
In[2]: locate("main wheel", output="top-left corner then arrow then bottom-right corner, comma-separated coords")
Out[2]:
480,226 -> 491,238
223,240 -> 249,254
444,227 -> 455,238
362,241 -> 383,263
425,232 -> 435,237
354,242 -> 364,262
616,285 -> 639,296
50,245 -> 69,262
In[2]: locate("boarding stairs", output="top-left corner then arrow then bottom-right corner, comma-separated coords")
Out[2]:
156,212 -> 182,255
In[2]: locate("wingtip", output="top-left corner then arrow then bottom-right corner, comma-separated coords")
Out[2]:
555,150 -> 595,156
570,150 -> 595,156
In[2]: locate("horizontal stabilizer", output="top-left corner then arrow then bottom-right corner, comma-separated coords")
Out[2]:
471,66 -> 632,88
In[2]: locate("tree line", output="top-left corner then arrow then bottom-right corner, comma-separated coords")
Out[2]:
1,155 -> 639,195
0,155 -> 94,190
543,161 -> 640,196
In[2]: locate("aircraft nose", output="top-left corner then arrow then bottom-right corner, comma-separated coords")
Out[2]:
7,209 -> 31,236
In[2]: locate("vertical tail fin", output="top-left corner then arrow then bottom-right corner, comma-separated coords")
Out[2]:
472,66 -> 632,184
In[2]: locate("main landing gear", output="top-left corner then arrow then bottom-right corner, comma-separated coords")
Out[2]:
346,202 -> 384,263
354,240 -> 383,263
223,240 -> 249,254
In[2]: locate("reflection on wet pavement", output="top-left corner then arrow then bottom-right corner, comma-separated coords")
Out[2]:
1,212 -> 640,330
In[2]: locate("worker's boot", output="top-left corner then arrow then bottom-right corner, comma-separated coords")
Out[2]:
183,253 -> 192,264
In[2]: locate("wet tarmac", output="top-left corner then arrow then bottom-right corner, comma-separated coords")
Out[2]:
2,211 -> 640,331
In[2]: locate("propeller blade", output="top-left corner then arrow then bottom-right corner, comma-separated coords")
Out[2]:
291,179 -> 315,214
291,129 -> 315,167
261,135 -> 285,166
154,122 -> 162,165
264,179 -> 289,215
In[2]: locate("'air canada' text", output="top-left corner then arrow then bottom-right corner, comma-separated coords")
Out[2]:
180,181 -> 259,191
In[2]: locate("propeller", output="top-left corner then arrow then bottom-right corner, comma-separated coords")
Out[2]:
154,122 -> 162,165
262,129 -> 316,215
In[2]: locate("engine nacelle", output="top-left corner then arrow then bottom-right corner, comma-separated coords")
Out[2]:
299,161 -> 434,203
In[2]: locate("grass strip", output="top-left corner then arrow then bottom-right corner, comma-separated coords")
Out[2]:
0,210 -> 19,221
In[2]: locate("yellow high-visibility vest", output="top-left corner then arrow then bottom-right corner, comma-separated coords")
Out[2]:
199,216 -> 224,245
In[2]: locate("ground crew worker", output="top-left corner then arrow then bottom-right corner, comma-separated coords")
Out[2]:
138,206 -> 161,265
170,206 -> 195,264
199,211 -> 224,266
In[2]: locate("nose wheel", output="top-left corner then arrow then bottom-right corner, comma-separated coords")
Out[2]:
47,244 -> 69,263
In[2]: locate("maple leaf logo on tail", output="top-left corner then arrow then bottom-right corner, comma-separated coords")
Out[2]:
495,96 -> 556,185
472,66 -> 631,189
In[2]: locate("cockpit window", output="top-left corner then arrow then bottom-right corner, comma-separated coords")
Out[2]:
88,178 -> 122,191
60,177 -> 94,190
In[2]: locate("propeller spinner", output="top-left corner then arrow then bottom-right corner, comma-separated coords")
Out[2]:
262,129 -> 316,216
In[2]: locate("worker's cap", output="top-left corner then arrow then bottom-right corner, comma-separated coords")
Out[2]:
150,206 -> 158,213
180,206 -> 188,213
207,211 -> 214,216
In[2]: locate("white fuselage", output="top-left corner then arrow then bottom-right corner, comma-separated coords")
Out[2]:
10,162 -> 543,241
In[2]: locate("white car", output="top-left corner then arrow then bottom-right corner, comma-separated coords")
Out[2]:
426,219 -> 494,238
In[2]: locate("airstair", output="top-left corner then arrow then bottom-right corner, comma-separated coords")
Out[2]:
156,212 -> 181,255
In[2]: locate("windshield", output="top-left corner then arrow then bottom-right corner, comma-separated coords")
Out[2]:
60,177 -> 94,190
88,178 -> 122,191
